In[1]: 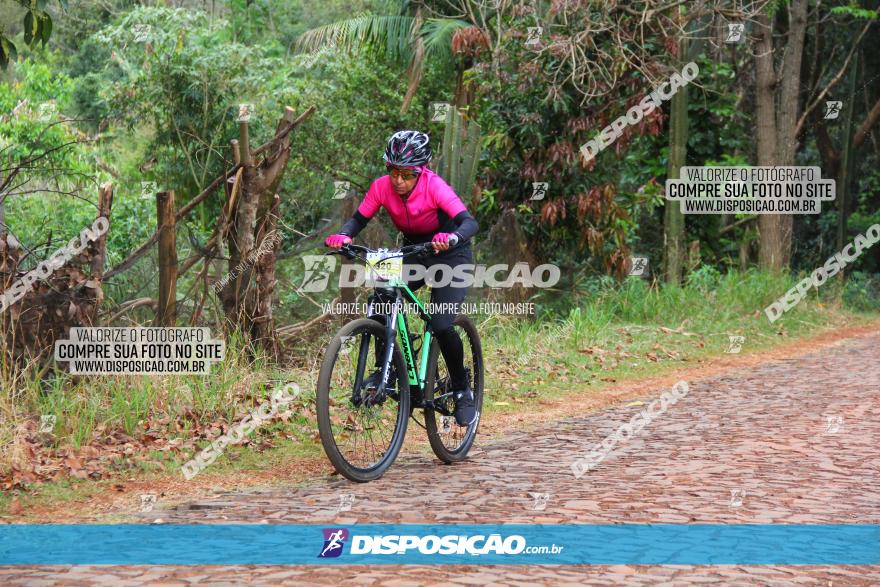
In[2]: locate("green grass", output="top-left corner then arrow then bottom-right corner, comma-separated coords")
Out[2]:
0,329 -> 313,474
1,268 -> 877,512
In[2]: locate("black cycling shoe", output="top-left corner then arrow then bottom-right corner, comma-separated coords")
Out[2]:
452,386 -> 477,427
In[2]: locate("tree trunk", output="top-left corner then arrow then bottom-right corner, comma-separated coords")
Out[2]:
664,99 -> 686,282
250,194 -> 281,358
774,0 -> 808,267
399,6 -> 424,115
663,14 -> 688,285
90,183 -> 113,282
758,0 -> 808,271
85,182 -> 113,326
754,11 -> 782,271
836,50 -> 860,261
156,190 -> 178,327
219,107 -> 302,351
223,118 -> 258,330
1,184 -> 115,364
739,237 -> 751,272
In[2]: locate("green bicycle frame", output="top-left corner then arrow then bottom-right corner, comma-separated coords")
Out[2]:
382,280 -> 434,393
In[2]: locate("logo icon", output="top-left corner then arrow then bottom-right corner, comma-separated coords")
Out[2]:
141,181 -> 157,200
431,102 -> 451,122
319,528 -> 349,558
336,493 -> 355,513
338,335 -> 357,356
726,335 -> 745,354
333,180 -> 350,200
525,26 -> 543,47
825,415 -> 843,434
39,414 -> 56,433
530,182 -> 548,201
729,488 -> 745,507
237,104 -> 254,123
725,23 -> 744,43
37,101 -> 57,123
571,452 -> 603,478
530,492 -> 550,511
629,257 -> 649,276
132,24 -> 152,43
140,494 -> 157,512
299,255 -> 337,294
824,101 -> 842,120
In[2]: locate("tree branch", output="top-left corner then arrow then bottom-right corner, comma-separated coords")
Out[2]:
794,7 -> 878,136
853,95 -> 880,150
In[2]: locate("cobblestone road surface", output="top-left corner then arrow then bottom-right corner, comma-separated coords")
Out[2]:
3,333 -> 879,585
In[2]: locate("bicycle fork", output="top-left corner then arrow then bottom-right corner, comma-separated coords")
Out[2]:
368,293 -> 400,401
377,300 -> 398,397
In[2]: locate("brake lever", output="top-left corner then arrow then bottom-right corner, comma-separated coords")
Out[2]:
325,246 -> 357,261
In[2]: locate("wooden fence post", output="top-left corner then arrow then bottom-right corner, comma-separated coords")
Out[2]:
156,190 -> 177,326
91,183 -> 113,280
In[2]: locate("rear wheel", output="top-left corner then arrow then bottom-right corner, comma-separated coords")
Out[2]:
424,315 -> 483,463
316,318 -> 410,482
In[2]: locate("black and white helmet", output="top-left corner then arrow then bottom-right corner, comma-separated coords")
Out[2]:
383,130 -> 432,167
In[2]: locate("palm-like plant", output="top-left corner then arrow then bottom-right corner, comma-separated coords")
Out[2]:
295,1 -> 489,114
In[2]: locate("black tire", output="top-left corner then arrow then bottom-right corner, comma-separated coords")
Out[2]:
424,315 -> 484,463
316,318 -> 410,482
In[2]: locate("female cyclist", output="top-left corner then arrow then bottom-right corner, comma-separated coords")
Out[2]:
324,130 -> 479,426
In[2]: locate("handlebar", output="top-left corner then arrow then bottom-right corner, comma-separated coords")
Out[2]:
325,234 -> 459,262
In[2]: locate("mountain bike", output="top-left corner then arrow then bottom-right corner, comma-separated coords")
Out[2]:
316,238 -> 484,482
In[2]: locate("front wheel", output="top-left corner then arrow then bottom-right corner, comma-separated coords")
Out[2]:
424,315 -> 484,463
316,318 -> 410,482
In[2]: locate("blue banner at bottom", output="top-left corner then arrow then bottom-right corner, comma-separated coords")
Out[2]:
1,524 -> 878,565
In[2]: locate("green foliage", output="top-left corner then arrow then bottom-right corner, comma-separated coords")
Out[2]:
685,264 -> 723,293
686,59 -> 751,165
295,1 -> 469,71
298,14 -> 415,64
96,6 -> 293,214
436,106 -> 481,198
0,0 -> 66,69
0,57 -> 77,163
421,17 -> 470,69
830,3 -> 878,20
841,272 -> 880,311
765,0 -> 789,19
470,12 -> 656,274
0,58 -> 102,253
278,48 -> 448,210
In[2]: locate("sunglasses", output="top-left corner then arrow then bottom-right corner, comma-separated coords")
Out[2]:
387,166 -> 420,181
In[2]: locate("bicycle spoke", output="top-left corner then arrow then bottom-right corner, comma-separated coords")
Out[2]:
326,329 -> 403,470
432,321 -> 480,452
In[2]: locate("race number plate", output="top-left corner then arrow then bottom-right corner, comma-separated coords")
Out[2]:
366,250 -> 403,285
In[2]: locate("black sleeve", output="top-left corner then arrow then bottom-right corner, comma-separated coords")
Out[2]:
339,210 -> 370,238
452,210 -> 479,241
